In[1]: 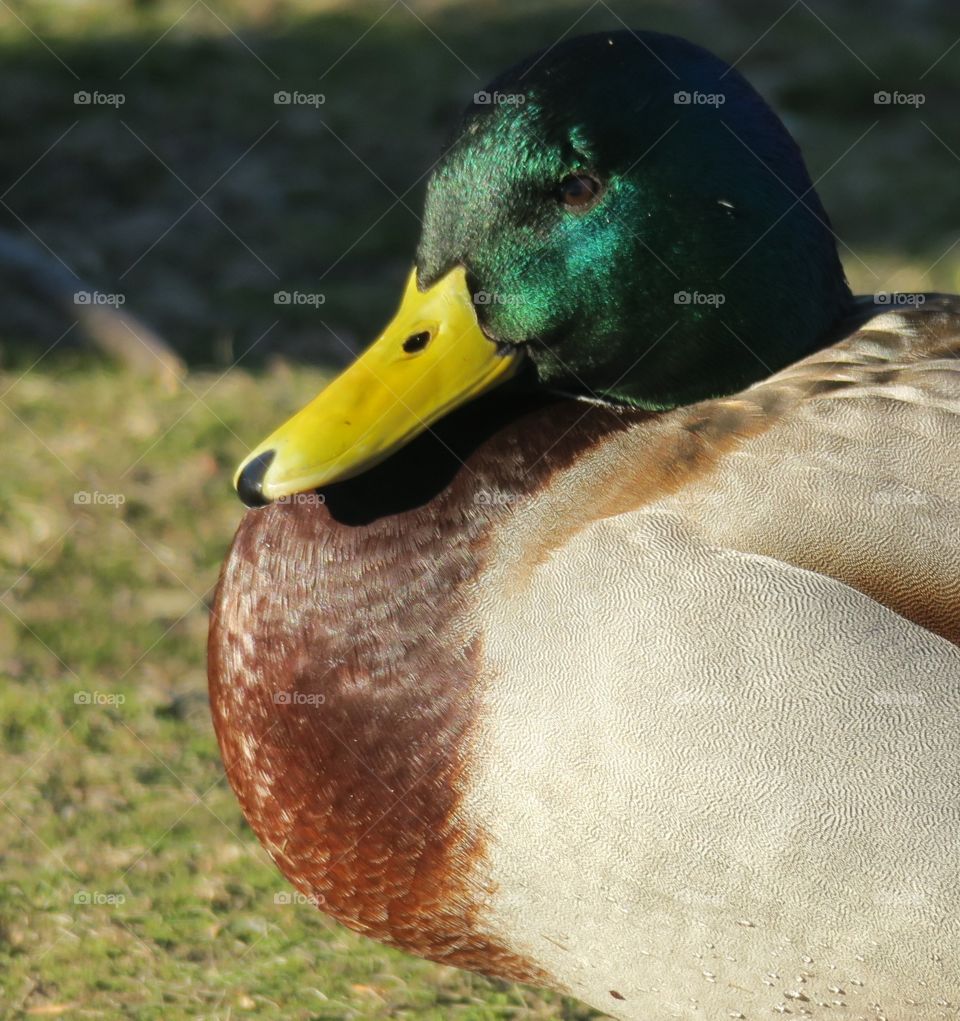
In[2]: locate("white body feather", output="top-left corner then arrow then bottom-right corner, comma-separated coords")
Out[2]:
468,512 -> 960,1018
462,314 -> 960,1018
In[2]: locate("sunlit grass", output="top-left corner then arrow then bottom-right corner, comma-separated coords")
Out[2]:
0,359 -> 601,1019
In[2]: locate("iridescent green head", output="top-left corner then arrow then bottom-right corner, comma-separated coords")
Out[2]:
418,30 -> 851,408
236,30 -> 853,505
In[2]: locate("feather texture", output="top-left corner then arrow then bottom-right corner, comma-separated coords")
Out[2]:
210,298 -> 960,1018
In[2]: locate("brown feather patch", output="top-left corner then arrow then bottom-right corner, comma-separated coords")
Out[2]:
208,399 -> 633,983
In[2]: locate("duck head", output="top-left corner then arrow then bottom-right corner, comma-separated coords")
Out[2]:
236,30 -> 851,506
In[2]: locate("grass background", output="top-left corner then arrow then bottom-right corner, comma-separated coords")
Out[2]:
1,0 -> 958,1017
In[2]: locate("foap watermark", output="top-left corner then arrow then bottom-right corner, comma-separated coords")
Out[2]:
274,290 -> 325,308
473,90 -> 525,106
874,90 -> 925,107
871,690 -> 925,707
674,290 -> 725,307
74,290 -> 125,307
873,489 -> 928,507
673,90 -> 725,107
275,492 -> 326,506
74,90 -> 125,108
274,890 -> 324,907
874,291 -> 925,306
273,691 -> 326,706
474,290 -> 525,307
875,887 -> 929,911
74,890 -> 126,906
74,490 -> 125,507
274,90 -> 325,107
75,690 -> 126,706
475,489 -> 520,507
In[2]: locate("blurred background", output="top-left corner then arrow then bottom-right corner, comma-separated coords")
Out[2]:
0,0 -> 957,1017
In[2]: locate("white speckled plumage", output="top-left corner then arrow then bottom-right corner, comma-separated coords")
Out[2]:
468,512 -> 960,1018
450,301 -> 960,1018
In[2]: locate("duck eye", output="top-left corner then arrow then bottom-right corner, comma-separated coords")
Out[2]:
558,173 -> 603,210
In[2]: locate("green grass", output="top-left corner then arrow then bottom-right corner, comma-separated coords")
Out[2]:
0,357 -> 599,1019
2,0 -> 960,1017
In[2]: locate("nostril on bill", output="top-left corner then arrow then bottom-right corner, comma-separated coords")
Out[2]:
402,331 -> 431,353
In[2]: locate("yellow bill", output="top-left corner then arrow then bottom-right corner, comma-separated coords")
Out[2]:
234,266 -> 521,505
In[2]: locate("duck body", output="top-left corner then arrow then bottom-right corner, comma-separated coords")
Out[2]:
210,299 -> 960,1019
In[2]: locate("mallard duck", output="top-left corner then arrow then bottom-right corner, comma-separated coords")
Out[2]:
209,30 -> 960,1020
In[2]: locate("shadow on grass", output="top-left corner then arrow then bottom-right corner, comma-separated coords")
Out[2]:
1,0 -> 958,370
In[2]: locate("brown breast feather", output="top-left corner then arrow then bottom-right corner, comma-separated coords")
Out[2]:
208,399 -> 636,983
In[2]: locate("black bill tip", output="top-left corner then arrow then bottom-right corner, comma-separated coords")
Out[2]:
236,450 -> 275,508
